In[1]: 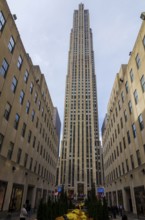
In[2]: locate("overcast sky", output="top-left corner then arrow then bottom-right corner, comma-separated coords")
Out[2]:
7,0 -> 145,138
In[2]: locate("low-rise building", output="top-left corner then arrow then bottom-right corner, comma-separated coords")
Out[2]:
102,20 -> 145,216
0,0 -> 60,213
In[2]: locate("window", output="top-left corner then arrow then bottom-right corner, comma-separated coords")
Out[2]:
121,91 -> 125,102
33,136 -> 36,148
119,165 -> 121,176
125,81 -> 129,94
0,133 -> 4,152
41,108 -> 44,117
26,101 -> 30,114
4,102 -> 11,120
134,90 -> 138,104
36,117 -> 39,128
19,90 -> 25,104
37,141 -> 40,152
0,58 -> 9,78
122,162 -> 125,174
117,146 -> 119,157
14,113 -> 20,130
123,137 -> 126,149
28,130 -> 32,143
38,100 -> 41,110
24,70 -> 29,83
138,114 -> 144,130
31,110 -> 35,121
21,122 -> 26,137
126,159 -> 129,172
17,148 -> 22,164
30,82 -> 34,94
29,158 -> 33,170
136,150 -> 141,166
124,110 -> 127,122
8,36 -> 15,53
117,124 -> 120,134
127,130 -> 131,144
34,161 -> 37,173
143,36 -> 145,48
7,142 -> 14,160
0,11 -> 6,31
140,75 -> 145,92
118,100 -> 121,110
17,55 -> 23,69
119,141 -> 122,153
115,107 -> 118,117
34,92 -> 38,103
132,123 -> 136,138
11,76 -> 18,93
130,69 -> 134,82
136,53 -> 141,69
24,153 -> 28,167
130,155 -> 134,169
120,117 -> 123,129
128,101 -> 132,114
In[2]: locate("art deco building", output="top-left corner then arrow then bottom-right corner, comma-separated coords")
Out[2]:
102,19 -> 145,216
59,4 -> 101,198
0,0 -> 60,213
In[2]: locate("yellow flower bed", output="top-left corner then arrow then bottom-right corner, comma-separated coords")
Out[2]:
55,208 -> 88,220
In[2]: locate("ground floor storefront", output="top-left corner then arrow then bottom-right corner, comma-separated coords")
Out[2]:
0,159 -> 55,213
105,171 -> 145,217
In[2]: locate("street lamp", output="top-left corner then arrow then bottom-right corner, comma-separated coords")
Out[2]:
140,12 -> 145,20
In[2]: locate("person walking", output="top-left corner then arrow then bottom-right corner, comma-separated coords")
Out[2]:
20,204 -> 28,220
122,214 -> 128,220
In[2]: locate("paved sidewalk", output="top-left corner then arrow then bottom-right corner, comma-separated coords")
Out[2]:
112,213 -> 145,220
0,213 -> 36,220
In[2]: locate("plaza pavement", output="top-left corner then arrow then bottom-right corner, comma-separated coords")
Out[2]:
112,213 -> 145,220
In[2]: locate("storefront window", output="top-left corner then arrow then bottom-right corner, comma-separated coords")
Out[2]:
134,186 -> 145,216
9,184 -> 23,212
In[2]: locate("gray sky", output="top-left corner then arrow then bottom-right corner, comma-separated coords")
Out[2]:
7,0 -> 145,137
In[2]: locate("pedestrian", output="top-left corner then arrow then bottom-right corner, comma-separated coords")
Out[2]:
122,214 -> 128,220
26,201 -> 31,218
112,206 -> 116,219
20,204 -> 28,220
119,204 -> 123,216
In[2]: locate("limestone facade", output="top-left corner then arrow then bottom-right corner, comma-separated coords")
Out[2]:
0,0 -> 60,212
102,21 -> 145,216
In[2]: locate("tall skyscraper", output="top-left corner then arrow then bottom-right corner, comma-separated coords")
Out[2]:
59,4 -> 101,198
59,4 -> 101,197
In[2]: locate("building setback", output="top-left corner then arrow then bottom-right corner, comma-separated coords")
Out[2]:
58,4 -> 102,198
102,20 -> 145,216
0,0 -> 60,213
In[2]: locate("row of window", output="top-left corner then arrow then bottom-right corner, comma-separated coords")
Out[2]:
0,57 -> 56,142
104,112 -> 144,158
4,103 -> 57,157
0,132 -> 56,171
106,149 -> 142,184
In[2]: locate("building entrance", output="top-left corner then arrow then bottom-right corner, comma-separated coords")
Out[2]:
77,183 -> 84,200
117,190 -> 123,207
0,181 -> 7,211
35,188 -> 41,209
26,185 -> 34,209
124,187 -> 133,212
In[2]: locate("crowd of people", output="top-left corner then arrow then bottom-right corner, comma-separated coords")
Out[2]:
108,205 -> 128,220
